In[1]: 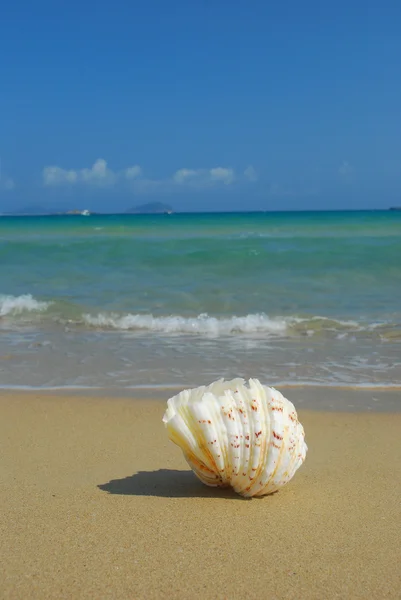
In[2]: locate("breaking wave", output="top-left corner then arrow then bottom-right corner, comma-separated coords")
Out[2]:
82,312 -> 365,337
1,294 -> 399,340
82,312 -> 289,335
0,294 -> 51,317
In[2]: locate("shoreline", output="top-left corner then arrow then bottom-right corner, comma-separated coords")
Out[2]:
1,391 -> 401,599
1,384 -> 399,412
2,382 -> 401,390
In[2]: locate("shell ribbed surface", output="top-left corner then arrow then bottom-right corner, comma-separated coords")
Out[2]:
163,378 -> 307,497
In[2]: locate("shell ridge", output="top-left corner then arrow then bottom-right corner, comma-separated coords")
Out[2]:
165,412 -> 197,455
281,415 -> 305,486
189,399 -> 223,475
262,389 -> 303,494
242,380 -> 258,497
257,388 -> 284,495
169,401 -> 221,486
266,393 -> 292,493
224,387 -> 244,492
221,389 -> 240,483
249,380 -> 271,495
215,394 -> 232,482
232,381 -> 251,495
206,392 -> 230,485
275,389 -> 305,484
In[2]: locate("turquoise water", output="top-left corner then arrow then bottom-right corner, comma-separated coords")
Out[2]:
1,211 -> 401,391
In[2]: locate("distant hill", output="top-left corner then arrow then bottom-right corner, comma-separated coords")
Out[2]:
125,202 -> 173,214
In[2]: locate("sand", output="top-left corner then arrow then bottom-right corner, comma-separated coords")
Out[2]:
1,391 -> 400,599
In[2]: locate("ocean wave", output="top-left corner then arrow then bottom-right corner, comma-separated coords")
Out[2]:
0,294 -> 51,317
1,296 -> 399,340
81,312 -> 365,336
82,312 -> 290,335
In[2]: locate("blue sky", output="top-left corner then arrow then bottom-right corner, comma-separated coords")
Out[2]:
1,1 -> 400,212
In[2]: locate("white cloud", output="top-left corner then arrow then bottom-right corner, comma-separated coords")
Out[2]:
338,161 -> 353,178
80,158 -> 115,185
173,168 -> 199,184
42,159 -> 256,192
210,167 -> 235,184
173,167 -> 235,187
244,165 -> 258,182
124,165 -> 142,180
43,158 -> 141,187
43,166 -> 78,185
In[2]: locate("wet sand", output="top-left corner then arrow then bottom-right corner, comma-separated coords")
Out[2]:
1,391 -> 400,599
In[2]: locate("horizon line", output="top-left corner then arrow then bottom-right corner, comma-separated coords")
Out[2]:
0,207 -> 399,217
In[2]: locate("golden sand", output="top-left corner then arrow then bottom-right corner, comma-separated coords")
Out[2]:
1,392 -> 400,599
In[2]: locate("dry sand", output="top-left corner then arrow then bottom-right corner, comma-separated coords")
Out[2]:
1,391 -> 400,599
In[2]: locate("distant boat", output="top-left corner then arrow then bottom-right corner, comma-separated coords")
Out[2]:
81,209 -> 91,216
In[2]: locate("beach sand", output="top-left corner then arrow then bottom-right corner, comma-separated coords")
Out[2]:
1,391 -> 400,599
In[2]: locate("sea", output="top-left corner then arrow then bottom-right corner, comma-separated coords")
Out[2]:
1,210 -> 400,399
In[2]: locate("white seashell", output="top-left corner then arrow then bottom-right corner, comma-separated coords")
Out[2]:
163,378 -> 307,497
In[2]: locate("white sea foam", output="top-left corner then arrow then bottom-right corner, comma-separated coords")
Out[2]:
80,311 -> 383,336
82,312 -> 289,335
0,294 -> 50,317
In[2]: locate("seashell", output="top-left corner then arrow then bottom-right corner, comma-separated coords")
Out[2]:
163,378 -> 307,497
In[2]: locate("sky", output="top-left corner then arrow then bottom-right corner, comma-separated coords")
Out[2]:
1,1 -> 401,212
